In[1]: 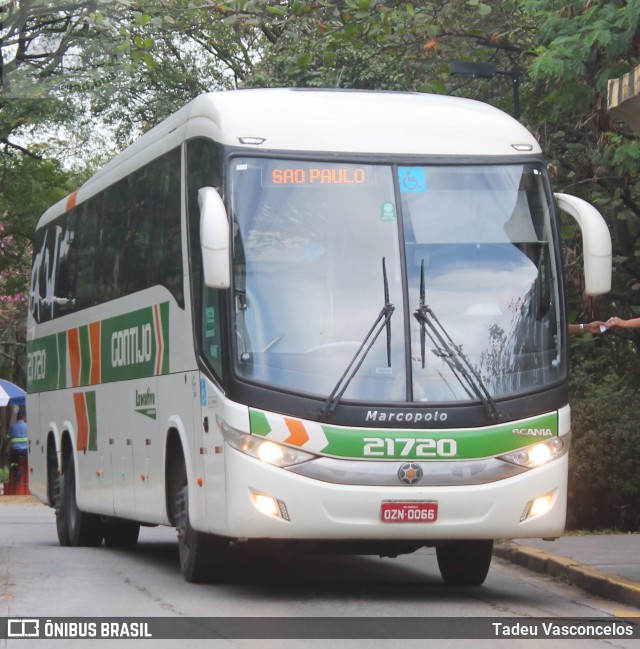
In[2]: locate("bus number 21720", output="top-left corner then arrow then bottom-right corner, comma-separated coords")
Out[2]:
363,437 -> 457,458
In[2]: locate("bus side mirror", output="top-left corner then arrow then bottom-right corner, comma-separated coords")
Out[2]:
199,187 -> 230,289
554,192 -> 612,296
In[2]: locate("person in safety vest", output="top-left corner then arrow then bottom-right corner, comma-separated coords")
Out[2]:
8,411 -> 28,482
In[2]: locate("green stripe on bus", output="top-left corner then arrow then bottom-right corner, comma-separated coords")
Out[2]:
56,331 -> 67,389
28,302 -> 170,392
79,324 -> 91,386
86,391 -> 98,451
249,410 -> 271,436
320,412 -> 558,460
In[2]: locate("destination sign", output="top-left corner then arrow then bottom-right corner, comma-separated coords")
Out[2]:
269,166 -> 368,186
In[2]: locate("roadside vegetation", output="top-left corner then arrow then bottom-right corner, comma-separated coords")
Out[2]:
1,0 -> 639,529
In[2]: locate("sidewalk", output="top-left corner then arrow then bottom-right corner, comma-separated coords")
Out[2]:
495,534 -> 640,609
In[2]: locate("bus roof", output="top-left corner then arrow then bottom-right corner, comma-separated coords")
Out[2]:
203,88 -> 540,153
40,88 -> 542,227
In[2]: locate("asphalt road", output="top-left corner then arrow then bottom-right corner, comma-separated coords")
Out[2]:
1,498 -> 639,648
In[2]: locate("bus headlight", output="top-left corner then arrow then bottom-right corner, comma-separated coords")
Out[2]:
221,422 -> 315,468
499,435 -> 569,469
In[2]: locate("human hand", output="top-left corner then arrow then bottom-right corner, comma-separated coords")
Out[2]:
585,321 -> 608,334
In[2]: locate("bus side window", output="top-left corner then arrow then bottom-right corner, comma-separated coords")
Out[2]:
95,180 -> 129,303
30,227 -> 49,323
150,148 -> 183,306
126,168 -> 153,296
75,199 -> 99,309
53,210 -> 77,317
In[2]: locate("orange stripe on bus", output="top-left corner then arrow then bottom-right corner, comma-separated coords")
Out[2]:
74,392 -> 89,451
153,304 -> 163,375
89,321 -> 101,385
68,328 -> 81,387
283,418 -> 310,447
66,190 -> 79,212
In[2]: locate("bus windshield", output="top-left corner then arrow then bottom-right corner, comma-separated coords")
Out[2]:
229,158 -> 562,404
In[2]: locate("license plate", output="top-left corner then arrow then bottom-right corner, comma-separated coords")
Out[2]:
380,500 -> 438,523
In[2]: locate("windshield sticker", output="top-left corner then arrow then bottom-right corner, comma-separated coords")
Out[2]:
205,307 -> 216,338
398,167 -> 427,193
381,202 -> 396,221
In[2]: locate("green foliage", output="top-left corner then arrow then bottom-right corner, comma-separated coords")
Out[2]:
568,348 -> 640,531
0,153 -> 79,382
244,0 -> 535,113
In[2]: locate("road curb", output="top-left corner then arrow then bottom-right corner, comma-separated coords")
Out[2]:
494,542 -> 640,609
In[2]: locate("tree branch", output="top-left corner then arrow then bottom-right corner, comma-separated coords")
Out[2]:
0,139 -> 43,159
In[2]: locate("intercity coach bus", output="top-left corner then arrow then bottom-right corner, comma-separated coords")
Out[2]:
27,88 -> 611,585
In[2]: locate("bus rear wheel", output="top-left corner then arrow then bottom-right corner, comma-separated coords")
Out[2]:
436,540 -> 493,587
58,451 -> 104,547
175,485 -> 229,583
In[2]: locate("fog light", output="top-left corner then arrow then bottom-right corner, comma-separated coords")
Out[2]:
254,494 -> 279,517
521,492 -> 554,521
251,491 -> 291,521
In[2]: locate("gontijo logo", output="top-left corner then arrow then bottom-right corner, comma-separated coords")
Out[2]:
104,303 -> 167,380
111,323 -> 153,367
26,302 -> 169,392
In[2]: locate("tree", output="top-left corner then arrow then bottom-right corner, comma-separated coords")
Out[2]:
0,151 -> 76,384
523,1 -> 640,530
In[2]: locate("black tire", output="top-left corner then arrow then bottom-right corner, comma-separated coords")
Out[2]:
104,519 -> 140,549
436,540 -> 493,587
55,467 -> 71,547
175,485 -> 229,583
61,452 -> 104,547
47,442 -> 59,508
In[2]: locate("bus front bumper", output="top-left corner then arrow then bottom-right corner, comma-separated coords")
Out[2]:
200,447 -> 567,541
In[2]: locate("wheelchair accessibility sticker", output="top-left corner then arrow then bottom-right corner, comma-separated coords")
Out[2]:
398,167 -> 427,193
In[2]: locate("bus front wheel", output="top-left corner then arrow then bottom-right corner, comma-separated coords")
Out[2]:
436,540 -> 493,587
175,485 -> 229,583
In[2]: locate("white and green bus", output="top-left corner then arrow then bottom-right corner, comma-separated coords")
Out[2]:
27,88 -> 611,585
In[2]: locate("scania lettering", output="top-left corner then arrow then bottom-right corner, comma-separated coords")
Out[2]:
27,89 -> 611,587
513,428 -> 554,437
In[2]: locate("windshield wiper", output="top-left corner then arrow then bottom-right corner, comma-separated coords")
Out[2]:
413,259 -> 501,421
314,257 -> 395,420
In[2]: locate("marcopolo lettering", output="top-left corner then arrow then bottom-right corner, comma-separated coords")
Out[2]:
111,324 -> 153,367
365,409 -> 448,423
